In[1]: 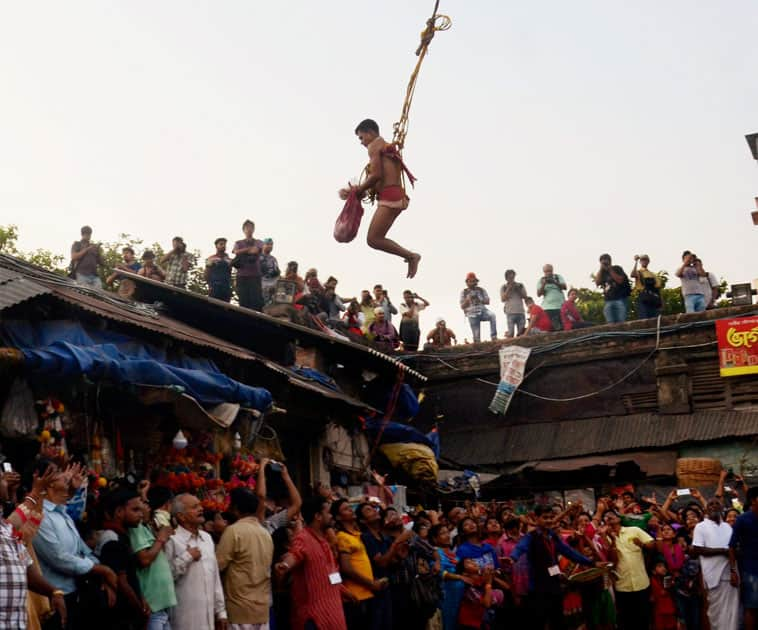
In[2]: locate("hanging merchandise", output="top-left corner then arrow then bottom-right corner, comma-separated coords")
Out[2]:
34,398 -> 69,459
172,430 -> 188,450
0,379 -> 38,438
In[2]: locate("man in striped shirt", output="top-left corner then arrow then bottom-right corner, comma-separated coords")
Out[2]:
275,496 -> 348,630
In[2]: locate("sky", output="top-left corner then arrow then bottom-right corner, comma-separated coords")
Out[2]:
1,1 -> 757,340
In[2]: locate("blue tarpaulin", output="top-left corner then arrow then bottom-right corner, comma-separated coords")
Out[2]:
364,418 -> 434,450
1,320 -> 272,411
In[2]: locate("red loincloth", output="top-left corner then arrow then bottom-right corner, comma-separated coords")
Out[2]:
377,184 -> 409,210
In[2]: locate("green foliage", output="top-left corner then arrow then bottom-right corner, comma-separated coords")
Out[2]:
97,233 -> 145,286
0,224 -> 66,274
0,225 -> 20,253
574,288 -> 606,323
575,268 -> 729,322
99,237 -> 208,296
0,225 -> 210,297
23,249 -> 67,275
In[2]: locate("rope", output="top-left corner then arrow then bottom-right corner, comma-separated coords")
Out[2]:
391,0 -> 451,151
366,369 -> 406,468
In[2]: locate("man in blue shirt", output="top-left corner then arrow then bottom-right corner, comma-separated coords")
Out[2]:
509,505 -> 595,630
730,486 -> 758,629
32,463 -> 117,628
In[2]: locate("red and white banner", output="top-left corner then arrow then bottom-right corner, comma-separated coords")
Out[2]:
716,315 -> 758,377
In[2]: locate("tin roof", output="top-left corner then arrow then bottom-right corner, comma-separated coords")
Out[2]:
0,255 -> 374,414
440,410 -> 758,469
124,271 -> 427,382
0,267 -> 49,310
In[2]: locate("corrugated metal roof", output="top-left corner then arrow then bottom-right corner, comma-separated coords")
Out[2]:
441,410 -> 758,467
49,286 -> 372,411
0,256 -> 372,413
0,268 -> 49,310
125,271 -> 427,382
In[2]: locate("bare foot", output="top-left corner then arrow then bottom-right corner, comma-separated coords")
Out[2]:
406,253 -> 421,278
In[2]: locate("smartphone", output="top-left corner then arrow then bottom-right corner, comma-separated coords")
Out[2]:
724,485 -> 733,493
2,462 -> 12,473
676,488 -> 690,497
268,461 -> 282,473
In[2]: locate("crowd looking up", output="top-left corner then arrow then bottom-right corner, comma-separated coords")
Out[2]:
70,225 -> 728,352
2,456 -> 757,630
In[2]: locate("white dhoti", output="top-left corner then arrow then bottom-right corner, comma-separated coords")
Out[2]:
706,566 -> 740,630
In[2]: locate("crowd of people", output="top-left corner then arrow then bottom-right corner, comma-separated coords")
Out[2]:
70,225 -> 725,352
1,454 -> 757,630
457,252 -> 722,344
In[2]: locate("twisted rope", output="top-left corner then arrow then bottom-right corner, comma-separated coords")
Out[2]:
391,0 -> 451,151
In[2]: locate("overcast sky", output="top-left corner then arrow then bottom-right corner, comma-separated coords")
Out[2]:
1,1 -> 757,340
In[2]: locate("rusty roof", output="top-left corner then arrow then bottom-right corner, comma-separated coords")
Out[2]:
441,410 -> 758,469
124,271 -> 427,382
0,255 -> 374,413
0,267 -> 50,310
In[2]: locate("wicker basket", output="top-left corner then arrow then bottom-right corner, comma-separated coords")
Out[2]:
676,457 -> 722,488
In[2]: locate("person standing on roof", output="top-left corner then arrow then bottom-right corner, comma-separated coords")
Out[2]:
460,272 -> 497,343
233,220 -> 264,311
70,225 -> 104,288
205,238 -> 233,302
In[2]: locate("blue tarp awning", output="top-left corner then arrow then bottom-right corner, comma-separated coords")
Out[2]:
1,320 -> 272,411
364,418 -> 434,450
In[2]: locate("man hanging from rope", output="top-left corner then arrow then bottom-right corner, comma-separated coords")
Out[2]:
340,119 -> 421,278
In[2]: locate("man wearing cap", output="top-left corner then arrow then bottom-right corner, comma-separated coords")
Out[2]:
426,318 -> 457,347
459,273 -> 497,343
259,238 -> 280,306
70,225 -> 104,288
501,269 -> 528,337
630,254 -> 662,319
205,238 -> 233,302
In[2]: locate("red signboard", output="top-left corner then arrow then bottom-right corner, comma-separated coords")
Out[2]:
716,316 -> 758,377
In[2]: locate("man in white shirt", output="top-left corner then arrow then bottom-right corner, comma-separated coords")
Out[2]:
164,493 -> 227,630
693,497 -> 739,630
398,290 -> 429,351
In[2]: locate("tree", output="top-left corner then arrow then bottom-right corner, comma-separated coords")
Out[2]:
575,269 -> 728,322
0,225 -> 210,297
0,224 -> 66,274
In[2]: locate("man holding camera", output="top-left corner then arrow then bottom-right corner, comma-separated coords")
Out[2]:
459,272 -> 498,343
676,250 -> 709,313
399,290 -> 430,351
70,225 -> 104,288
373,284 -> 397,324
160,236 -> 193,289
630,254 -> 663,320
594,254 -> 631,323
536,264 -> 567,332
